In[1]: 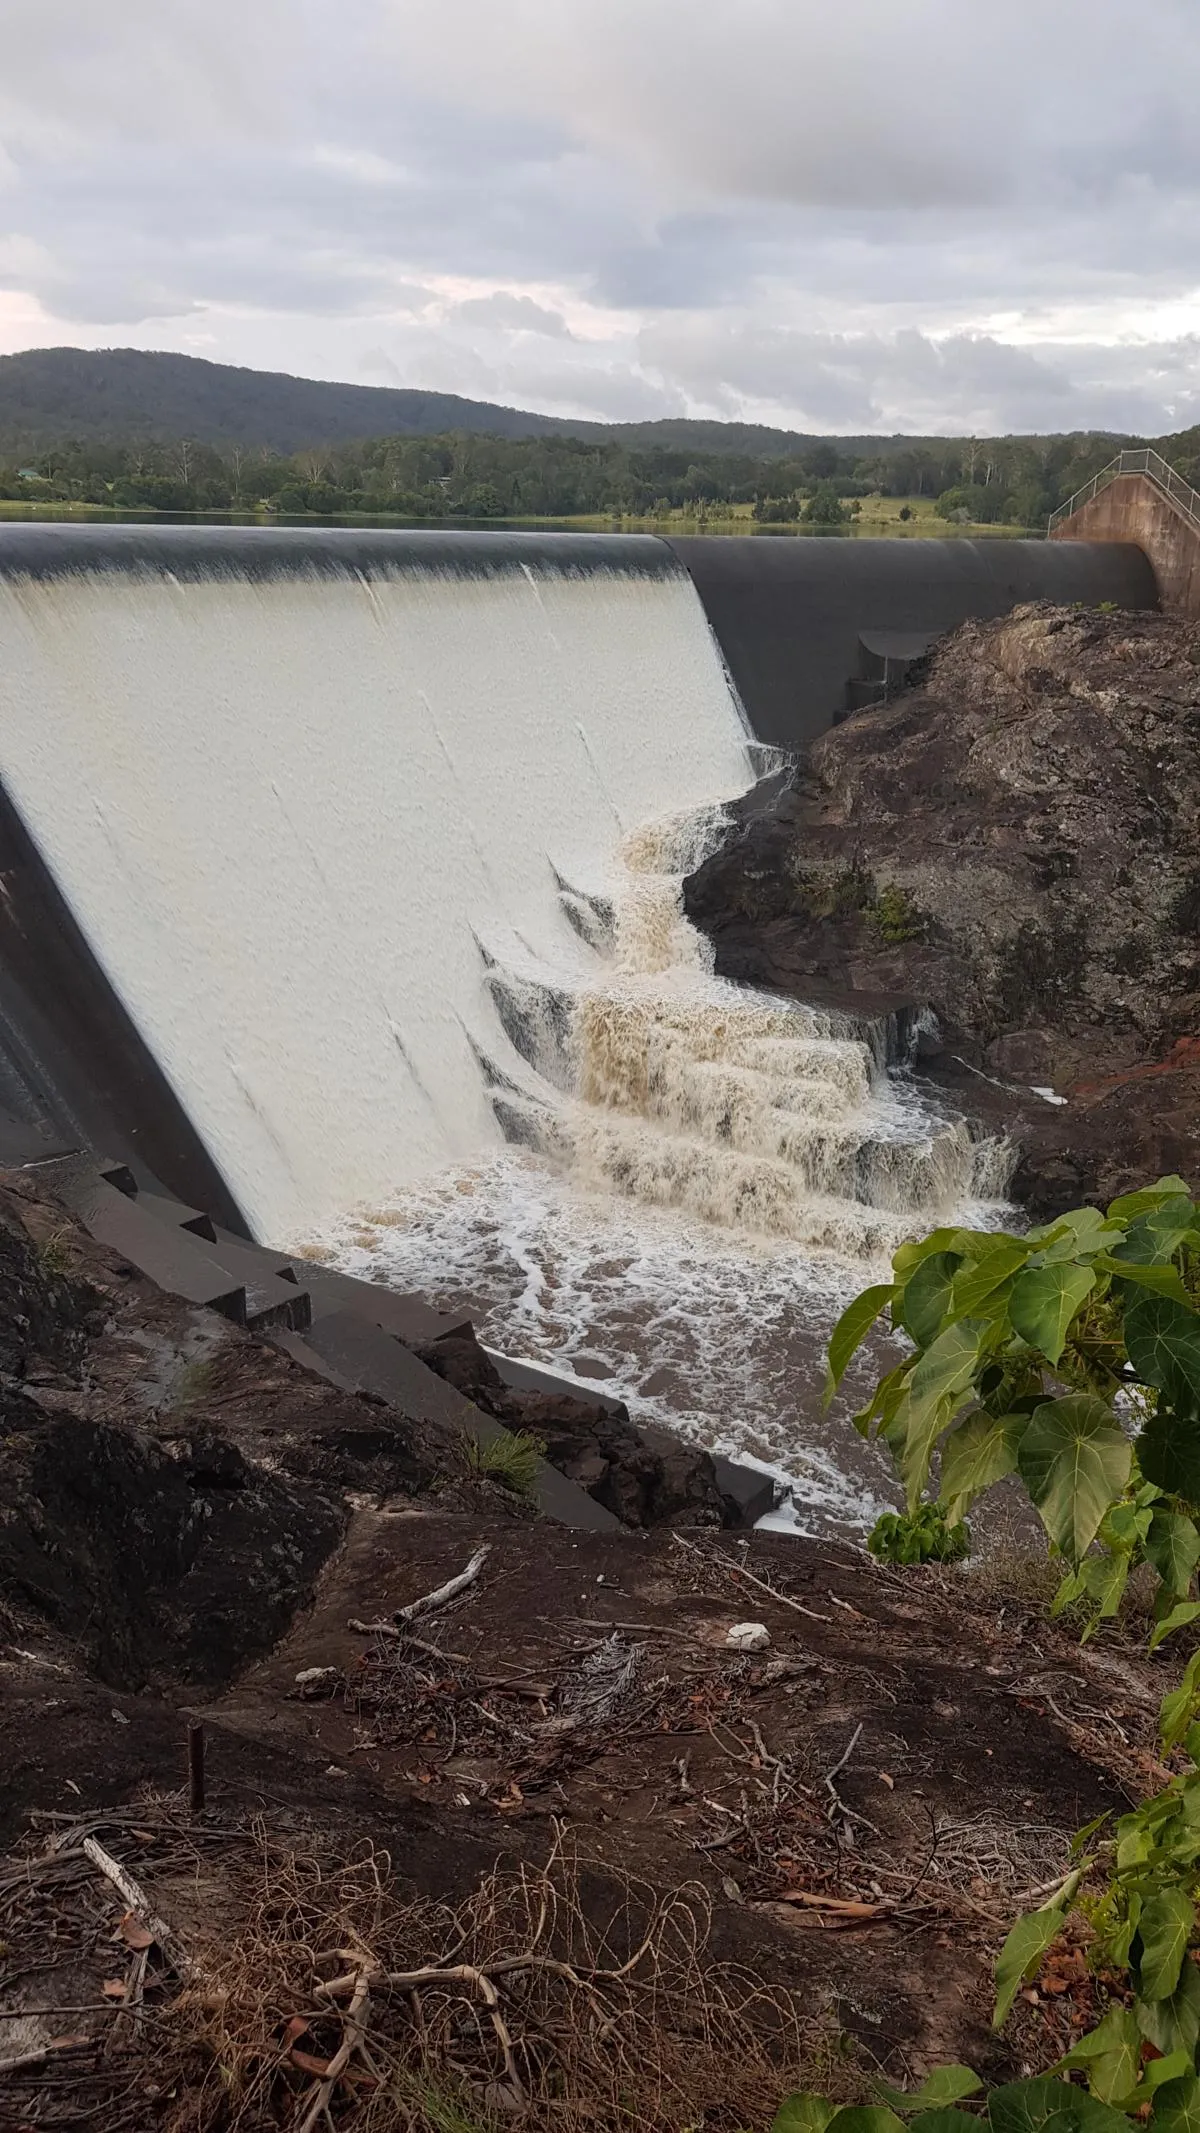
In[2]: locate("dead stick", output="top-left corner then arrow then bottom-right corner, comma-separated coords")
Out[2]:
0,2035 -> 90,2076
670,1534 -> 833,1623
81,1836 -> 194,1980
296,1968 -> 373,2133
188,1720 -> 206,1812
396,1546 -> 491,1624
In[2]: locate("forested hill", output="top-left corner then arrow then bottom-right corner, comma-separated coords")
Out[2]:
0,347 -> 604,454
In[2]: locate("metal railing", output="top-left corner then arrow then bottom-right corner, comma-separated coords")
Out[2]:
1048,447 -> 1200,535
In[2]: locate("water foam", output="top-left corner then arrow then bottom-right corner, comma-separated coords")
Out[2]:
320,800 -> 1013,1531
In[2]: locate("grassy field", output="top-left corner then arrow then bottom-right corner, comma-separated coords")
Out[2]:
0,495 -> 1039,536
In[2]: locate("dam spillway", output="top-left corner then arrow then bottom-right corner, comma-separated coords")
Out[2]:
0,521 -> 1160,1523
0,529 -> 759,1239
0,523 -> 1157,1243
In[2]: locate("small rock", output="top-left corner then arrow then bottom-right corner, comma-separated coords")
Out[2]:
726,1622 -> 771,1652
295,1666 -> 338,1688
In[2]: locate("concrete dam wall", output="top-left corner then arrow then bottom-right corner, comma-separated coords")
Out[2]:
0,524 -> 1158,1237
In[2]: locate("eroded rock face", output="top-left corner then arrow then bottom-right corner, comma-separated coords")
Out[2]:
684,604 -> 1200,1208
416,1328 -> 732,1528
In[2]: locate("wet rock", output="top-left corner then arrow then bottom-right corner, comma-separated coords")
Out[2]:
417,1327 -> 732,1528
0,1397 -> 344,1690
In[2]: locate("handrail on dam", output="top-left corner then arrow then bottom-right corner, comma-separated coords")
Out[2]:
1048,447 -> 1200,536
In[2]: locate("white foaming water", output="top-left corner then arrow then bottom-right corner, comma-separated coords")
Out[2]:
320,803 -> 1013,1532
0,556 -> 755,1237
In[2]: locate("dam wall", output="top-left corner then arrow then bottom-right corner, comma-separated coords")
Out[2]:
0,528 -> 756,1238
671,534 -> 1157,746
0,523 -> 1161,1234
1051,472 -> 1200,618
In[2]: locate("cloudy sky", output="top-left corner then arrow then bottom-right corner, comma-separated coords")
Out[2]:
2,0 -> 1199,435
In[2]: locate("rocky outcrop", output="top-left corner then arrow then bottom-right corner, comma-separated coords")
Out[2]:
416,1327 -> 734,1528
684,603 -> 1200,1209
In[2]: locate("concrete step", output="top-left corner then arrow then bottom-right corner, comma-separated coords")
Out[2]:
36,1156 -> 247,1323
285,1260 -> 472,1347
102,1180 -> 312,1332
301,1312 -> 619,1532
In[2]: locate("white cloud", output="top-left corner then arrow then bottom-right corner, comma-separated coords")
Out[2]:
0,0 -> 1198,434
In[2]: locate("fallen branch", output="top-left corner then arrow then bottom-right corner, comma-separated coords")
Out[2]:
295,1967 -> 375,2133
671,1535 -> 833,1624
777,1890 -> 885,1919
349,1547 -> 492,1642
0,2035 -> 90,2076
82,1836 -> 194,1980
395,1547 -> 491,1624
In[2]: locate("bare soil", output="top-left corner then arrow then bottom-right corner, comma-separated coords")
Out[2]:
0,1175 -> 1174,2130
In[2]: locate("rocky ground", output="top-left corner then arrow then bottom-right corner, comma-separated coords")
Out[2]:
0,1173 -> 1175,2130
685,601 -> 1200,1213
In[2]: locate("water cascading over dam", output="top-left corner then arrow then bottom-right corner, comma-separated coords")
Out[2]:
0,523 -> 1157,1522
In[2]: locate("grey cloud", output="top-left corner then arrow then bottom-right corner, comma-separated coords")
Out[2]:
2,0 -> 1200,437
453,293 -> 572,337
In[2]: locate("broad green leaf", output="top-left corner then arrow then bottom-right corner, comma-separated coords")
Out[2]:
993,1907 -> 1066,2028
1109,1177 -> 1193,1221
1140,1959 -> 1200,2056
1058,2005 -> 1141,2104
1081,1549 -> 1130,1623
1097,1253 -> 1192,1305
1160,1650 -> 1200,1752
1139,1888 -> 1197,2000
1150,1510 -> 1200,1595
1071,1811 -> 1111,1857
874,2069 -> 981,2112
1138,1412 -> 1200,1508
826,1284 -> 896,1404
908,2114 -> 980,2133
900,1253 -> 962,1348
826,2111 -> 907,2133
1114,1201 -> 1197,1267
1052,2102 -> 1143,2133
1152,1603 -> 1200,1653
1150,2073 -> 1200,2133
889,1318 -> 992,1511
853,1360 -> 912,1440
1125,1295 -> 1200,1408
1147,1511 -> 1200,1596
1017,1397 -> 1133,1563
1100,1500 -> 1153,1549
893,1229 -> 968,1280
1028,1207 -> 1125,1265
950,1242 -> 1031,1323
773,2098 -> 839,2133
988,2078 -> 1076,2133
1009,1263 -> 1098,1366
1140,2051 -> 1195,2099
939,1410 -> 1025,1525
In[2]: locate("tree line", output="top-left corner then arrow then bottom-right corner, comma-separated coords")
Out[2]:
4,424 -> 1198,523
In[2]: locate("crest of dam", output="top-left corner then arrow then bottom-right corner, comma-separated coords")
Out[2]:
0,524 -> 1154,1247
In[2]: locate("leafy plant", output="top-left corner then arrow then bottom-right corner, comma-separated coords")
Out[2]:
868,1504 -> 969,1565
868,885 -> 927,944
826,1177 -> 1200,1641
466,1428 -> 545,1500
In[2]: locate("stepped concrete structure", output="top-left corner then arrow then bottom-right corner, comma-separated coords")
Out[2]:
1050,448 -> 1200,616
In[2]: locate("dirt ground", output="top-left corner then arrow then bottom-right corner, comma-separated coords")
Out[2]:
0,1177 -> 1177,2130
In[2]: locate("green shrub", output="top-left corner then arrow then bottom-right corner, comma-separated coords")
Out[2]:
466,1428 -> 544,1500
868,1504 -> 969,1565
827,1174 -> 1200,1645
868,884 -> 927,944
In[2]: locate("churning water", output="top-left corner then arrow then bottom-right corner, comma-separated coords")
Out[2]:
0,537 -> 1011,1528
